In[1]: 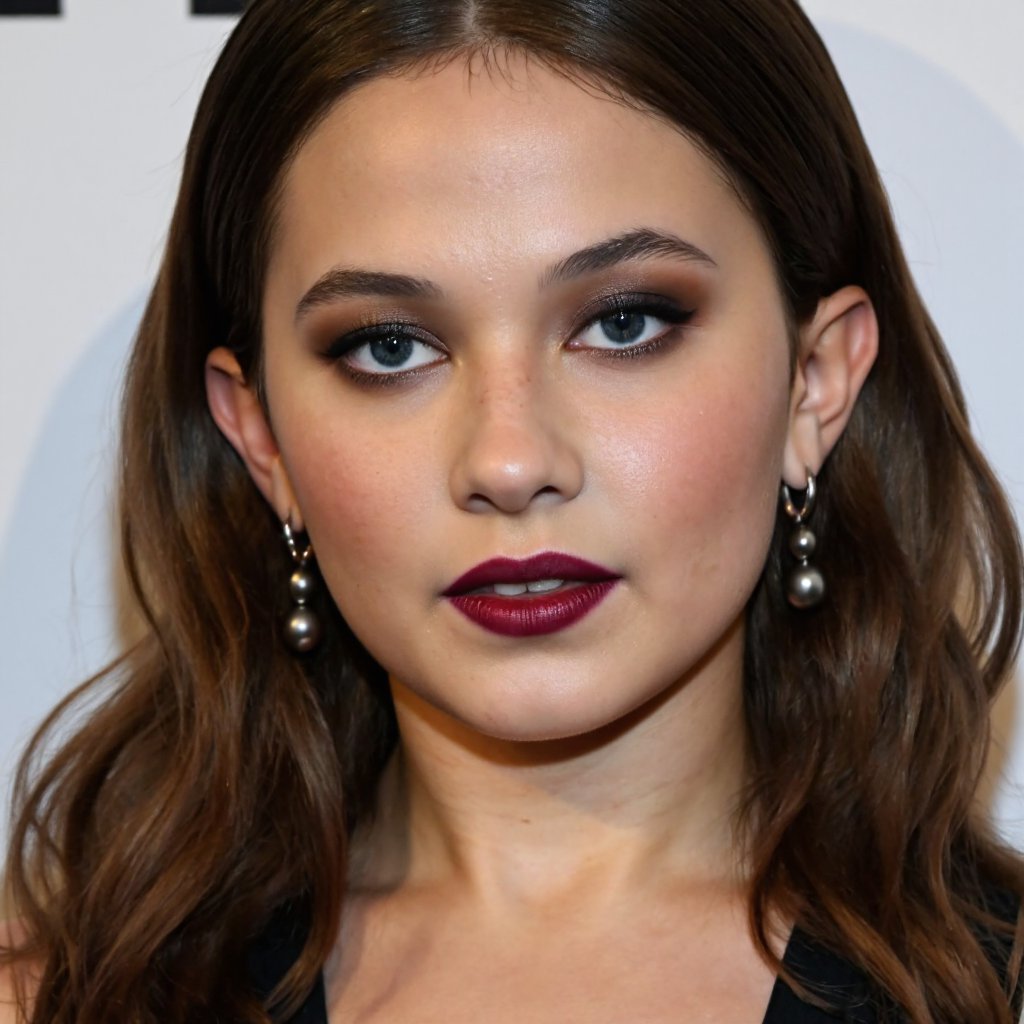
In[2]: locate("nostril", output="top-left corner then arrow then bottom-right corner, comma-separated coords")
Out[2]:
532,484 -> 565,503
464,482 -> 567,515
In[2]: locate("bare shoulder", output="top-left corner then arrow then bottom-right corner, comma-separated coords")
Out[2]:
0,919 -> 38,1024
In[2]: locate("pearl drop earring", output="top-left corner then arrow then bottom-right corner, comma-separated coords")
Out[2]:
780,471 -> 826,610
282,519 -> 323,653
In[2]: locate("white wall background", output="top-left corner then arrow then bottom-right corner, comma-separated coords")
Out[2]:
1,1 -> 1022,854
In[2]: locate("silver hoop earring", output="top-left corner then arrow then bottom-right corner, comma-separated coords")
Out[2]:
780,471 -> 826,610
282,519 -> 323,653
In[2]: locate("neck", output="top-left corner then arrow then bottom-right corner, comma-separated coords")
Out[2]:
350,616 -> 749,913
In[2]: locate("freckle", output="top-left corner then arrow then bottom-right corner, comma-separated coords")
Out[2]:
520,818 -> 531,824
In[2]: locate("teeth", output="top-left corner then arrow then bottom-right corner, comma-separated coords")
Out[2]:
489,579 -> 565,596
493,582 -> 528,596
526,578 -> 564,593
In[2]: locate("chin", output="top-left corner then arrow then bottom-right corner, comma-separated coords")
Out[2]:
400,669 -> 678,749
473,708 -> 620,745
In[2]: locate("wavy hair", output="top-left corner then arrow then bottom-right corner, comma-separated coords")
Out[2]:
3,1 -> 1023,1021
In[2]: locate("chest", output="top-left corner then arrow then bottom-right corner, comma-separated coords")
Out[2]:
323,898 -> 780,1024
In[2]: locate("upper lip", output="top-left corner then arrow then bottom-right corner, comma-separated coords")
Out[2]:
443,552 -> 620,596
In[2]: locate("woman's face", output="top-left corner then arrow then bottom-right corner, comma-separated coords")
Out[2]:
255,59 -> 799,741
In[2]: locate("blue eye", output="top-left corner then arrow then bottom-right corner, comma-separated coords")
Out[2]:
329,326 -> 445,376
575,297 -> 695,354
580,310 -> 666,349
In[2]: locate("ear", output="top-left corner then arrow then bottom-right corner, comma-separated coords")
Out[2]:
205,347 -> 304,530
783,285 -> 879,488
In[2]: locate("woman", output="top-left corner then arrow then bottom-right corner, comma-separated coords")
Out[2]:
2,1 -> 1022,1021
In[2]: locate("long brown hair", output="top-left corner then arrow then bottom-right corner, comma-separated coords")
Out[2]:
3,1 -> 1022,1021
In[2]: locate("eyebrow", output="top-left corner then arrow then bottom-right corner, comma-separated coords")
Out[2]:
294,269 -> 443,322
293,228 -> 716,324
540,228 -> 717,287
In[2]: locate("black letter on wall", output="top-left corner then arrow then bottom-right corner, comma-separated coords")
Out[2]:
192,0 -> 245,13
0,0 -> 60,14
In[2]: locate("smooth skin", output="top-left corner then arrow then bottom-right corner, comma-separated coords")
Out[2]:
0,55 -> 877,1024
204,57 -> 877,1024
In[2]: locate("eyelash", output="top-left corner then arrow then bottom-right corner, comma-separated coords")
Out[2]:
322,292 -> 696,388
323,322 -> 439,389
574,294 -> 695,360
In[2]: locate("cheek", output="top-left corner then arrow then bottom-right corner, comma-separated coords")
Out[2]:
594,354 -> 790,602
273,400 -> 439,611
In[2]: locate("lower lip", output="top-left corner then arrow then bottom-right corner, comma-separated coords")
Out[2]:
446,581 -> 620,637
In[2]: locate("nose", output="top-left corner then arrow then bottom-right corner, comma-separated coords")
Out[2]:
448,363 -> 584,515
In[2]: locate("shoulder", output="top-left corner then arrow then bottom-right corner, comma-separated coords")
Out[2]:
0,920 -> 38,1024
0,973 -> 21,1024
969,872 -> 1024,1005
774,868 -> 1024,1024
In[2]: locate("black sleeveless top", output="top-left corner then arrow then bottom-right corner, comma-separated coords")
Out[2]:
249,888 -> 1022,1023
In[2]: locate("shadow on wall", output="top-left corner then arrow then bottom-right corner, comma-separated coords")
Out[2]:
817,22 -> 1024,842
0,300 -> 145,798
0,22 -> 1022,846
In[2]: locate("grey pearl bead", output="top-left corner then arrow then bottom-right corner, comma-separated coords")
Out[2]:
788,525 -> 817,560
786,565 -> 826,609
284,606 -> 322,653
289,567 -> 317,604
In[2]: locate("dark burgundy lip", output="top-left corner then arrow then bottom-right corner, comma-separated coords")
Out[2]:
442,552 -> 620,597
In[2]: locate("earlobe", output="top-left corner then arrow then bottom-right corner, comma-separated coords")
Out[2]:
783,285 -> 879,488
205,347 -> 304,529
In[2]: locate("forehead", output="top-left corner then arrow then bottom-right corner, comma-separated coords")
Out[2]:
266,56 -> 766,296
